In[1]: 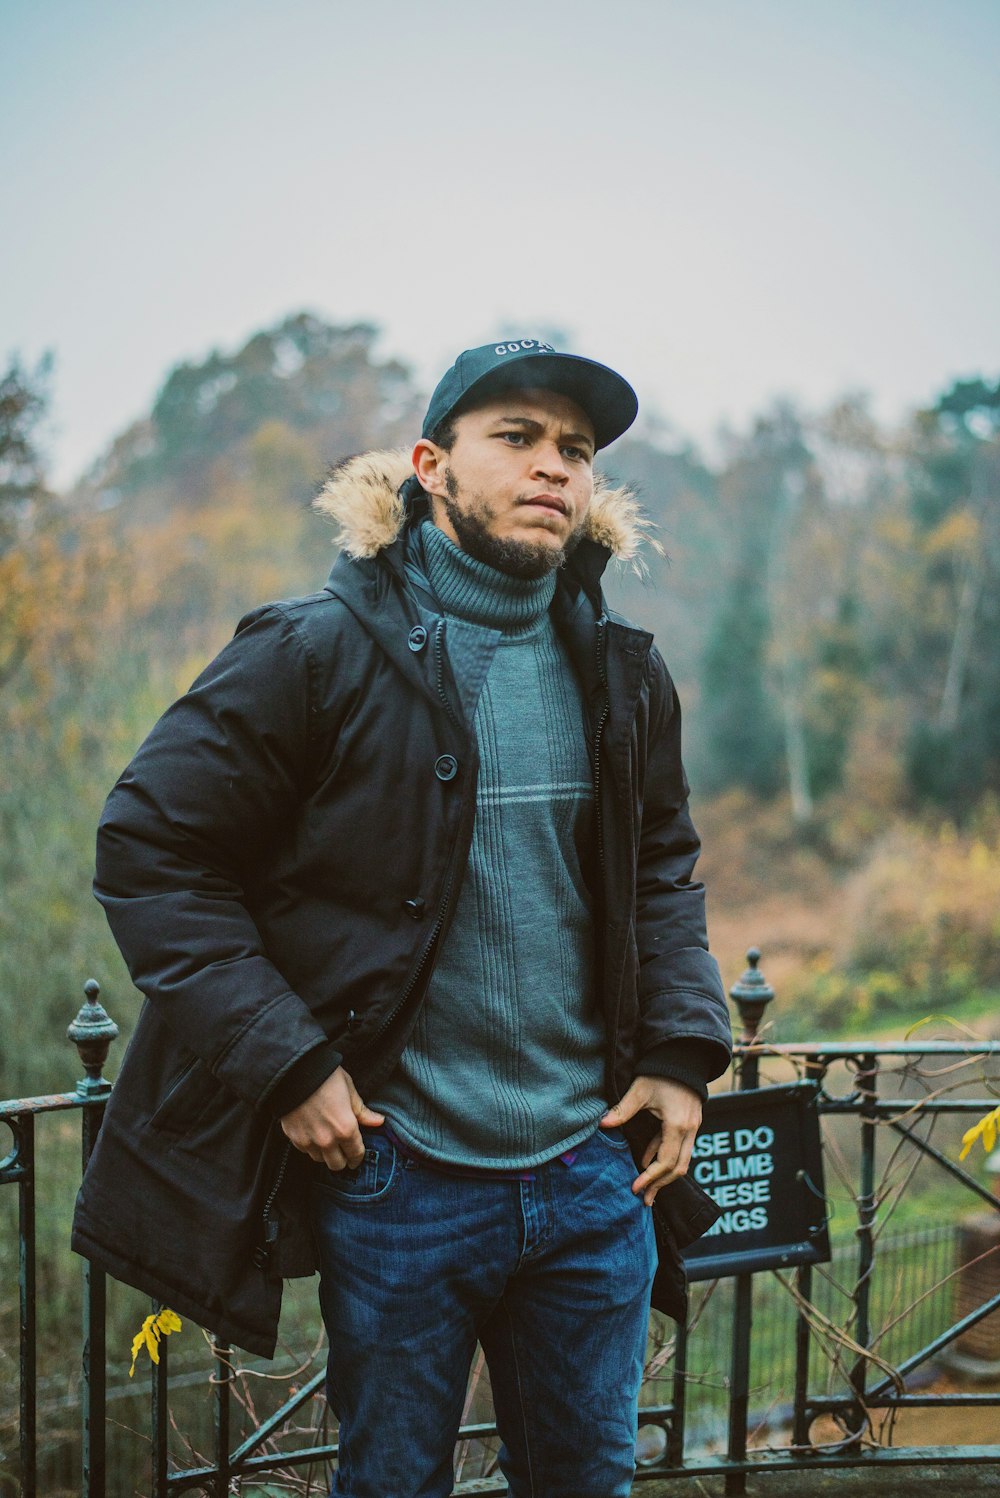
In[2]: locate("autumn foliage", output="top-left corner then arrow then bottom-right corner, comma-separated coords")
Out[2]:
1,320 -> 999,1104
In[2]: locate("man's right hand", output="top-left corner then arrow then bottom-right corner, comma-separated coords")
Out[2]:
280,1066 -> 385,1171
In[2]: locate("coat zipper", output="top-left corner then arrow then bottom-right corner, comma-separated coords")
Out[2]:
593,622 -> 673,1223
593,615 -> 610,888
593,615 -> 625,1109
434,618 -> 463,731
255,1138 -> 292,1270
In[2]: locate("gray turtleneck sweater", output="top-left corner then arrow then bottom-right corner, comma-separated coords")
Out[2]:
370,522 -> 608,1167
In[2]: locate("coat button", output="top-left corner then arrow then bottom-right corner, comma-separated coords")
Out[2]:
403,897 -> 426,920
408,626 -> 428,652
434,754 -> 458,781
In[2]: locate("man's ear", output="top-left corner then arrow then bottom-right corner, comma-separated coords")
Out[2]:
412,439 -> 447,498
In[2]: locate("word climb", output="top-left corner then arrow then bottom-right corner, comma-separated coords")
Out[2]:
691,1125 -> 775,1237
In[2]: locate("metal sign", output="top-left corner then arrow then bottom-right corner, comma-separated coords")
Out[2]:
682,1081 -> 830,1281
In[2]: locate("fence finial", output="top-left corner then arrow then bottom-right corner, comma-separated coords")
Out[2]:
67,979 -> 119,1097
729,947 -> 775,1045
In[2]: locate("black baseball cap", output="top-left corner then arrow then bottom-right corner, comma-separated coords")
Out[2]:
422,339 -> 638,452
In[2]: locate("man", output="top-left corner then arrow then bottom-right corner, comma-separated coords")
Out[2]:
74,339 -> 732,1498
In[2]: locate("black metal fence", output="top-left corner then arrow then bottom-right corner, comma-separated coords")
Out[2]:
3,966 -> 1000,1496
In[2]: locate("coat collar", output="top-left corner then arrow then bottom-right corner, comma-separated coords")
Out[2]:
312,448 -> 660,575
314,449 -> 657,722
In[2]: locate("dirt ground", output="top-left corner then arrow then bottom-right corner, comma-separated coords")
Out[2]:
637,1469 -> 1000,1497
632,1374 -> 1000,1497
452,1410 -> 1000,1495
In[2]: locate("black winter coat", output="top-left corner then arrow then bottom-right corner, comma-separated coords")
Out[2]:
72,457 -> 732,1356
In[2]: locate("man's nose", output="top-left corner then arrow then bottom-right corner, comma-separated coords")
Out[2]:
531,443 -> 570,482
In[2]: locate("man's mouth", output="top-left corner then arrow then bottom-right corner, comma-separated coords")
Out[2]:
519,494 -> 568,516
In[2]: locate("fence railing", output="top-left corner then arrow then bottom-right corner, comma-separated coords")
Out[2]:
3,960 -> 1000,1497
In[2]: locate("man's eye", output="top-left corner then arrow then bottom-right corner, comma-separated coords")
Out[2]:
562,446 -> 589,461
499,432 -> 527,445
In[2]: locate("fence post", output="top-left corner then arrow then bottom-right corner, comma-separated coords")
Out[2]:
667,1318 -> 688,1466
848,1052 -> 878,1441
68,979 -> 119,1498
214,1340 -> 233,1496
729,948 -> 773,1094
792,1262 -> 813,1447
152,1315 -> 170,1496
724,949 -> 774,1496
17,1114 -> 37,1498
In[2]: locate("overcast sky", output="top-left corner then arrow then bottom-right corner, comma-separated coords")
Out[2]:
5,0 -> 999,486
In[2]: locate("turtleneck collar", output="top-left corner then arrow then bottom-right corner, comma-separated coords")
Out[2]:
416,520 -> 556,635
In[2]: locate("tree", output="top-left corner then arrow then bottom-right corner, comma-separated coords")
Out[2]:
699,404 -> 812,806
0,353 -> 51,548
110,315 -> 423,498
0,355 -> 54,689
699,569 -> 784,797
902,380 -> 1000,813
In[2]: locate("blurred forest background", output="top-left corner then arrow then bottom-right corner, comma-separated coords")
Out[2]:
4,5 -> 997,1485
2,315 -> 999,1494
1,314 -> 999,1101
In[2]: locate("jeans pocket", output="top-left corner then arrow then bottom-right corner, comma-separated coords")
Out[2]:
592,1125 -> 632,1152
317,1132 -> 400,1204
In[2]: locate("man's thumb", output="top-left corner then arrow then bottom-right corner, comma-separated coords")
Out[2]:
601,1090 -> 638,1127
345,1072 -> 385,1127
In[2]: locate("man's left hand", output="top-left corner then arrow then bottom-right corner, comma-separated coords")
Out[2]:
600,1076 -> 703,1206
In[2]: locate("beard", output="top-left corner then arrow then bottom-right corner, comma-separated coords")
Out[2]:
440,469 -> 584,580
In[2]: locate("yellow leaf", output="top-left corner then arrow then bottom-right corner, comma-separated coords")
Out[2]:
144,1324 -> 161,1365
128,1323 -> 149,1378
959,1106 -> 1000,1161
128,1307 -> 183,1377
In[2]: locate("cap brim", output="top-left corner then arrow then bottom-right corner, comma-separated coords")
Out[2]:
456,352 -> 638,451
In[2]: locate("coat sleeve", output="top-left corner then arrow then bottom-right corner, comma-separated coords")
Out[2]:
632,646 -> 732,1085
94,604 -> 336,1108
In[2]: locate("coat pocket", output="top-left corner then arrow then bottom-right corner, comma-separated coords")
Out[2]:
148,1055 -> 221,1137
655,1174 -> 722,1249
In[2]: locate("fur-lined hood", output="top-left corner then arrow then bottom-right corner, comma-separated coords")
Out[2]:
313,450 -> 659,572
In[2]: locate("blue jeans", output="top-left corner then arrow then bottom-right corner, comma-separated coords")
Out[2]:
308,1126 -> 657,1498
